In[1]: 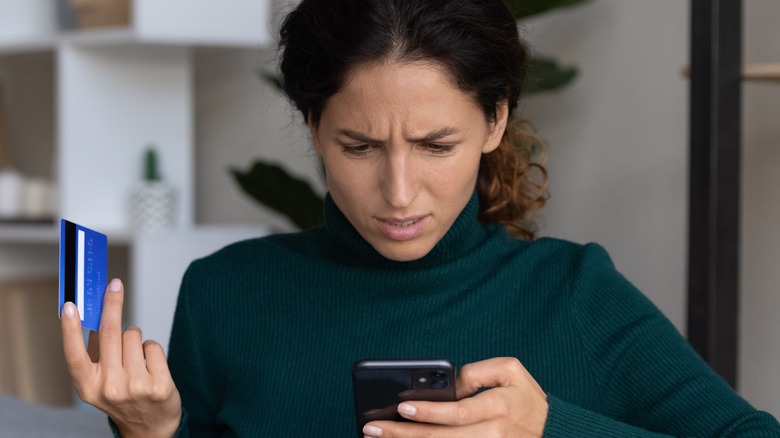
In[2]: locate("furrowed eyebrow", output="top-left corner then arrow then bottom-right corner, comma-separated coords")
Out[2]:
336,127 -> 458,144
337,129 -> 379,144
409,127 -> 458,143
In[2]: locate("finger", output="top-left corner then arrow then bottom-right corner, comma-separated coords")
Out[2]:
122,326 -> 146,371
143,340 -> 178,401
456,357 -> 527,398
396,395 -> 495,426
97,278 -> 125,369
61,302 -> 93,377
363,420 -> 480,438
87,330 -> 100,363
143,340 -> 171,378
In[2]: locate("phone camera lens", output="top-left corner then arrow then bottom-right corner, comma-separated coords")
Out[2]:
429,370 -> 448,390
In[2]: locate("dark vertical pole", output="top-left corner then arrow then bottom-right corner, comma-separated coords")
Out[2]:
688,0 -> 742,387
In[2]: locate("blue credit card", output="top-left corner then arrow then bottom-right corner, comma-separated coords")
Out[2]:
58,219 -> 108,331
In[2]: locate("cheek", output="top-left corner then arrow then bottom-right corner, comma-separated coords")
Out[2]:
438,153 -> 482,189
323,159 -> 374,206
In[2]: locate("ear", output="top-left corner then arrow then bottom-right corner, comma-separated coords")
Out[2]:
482,101 -> 509,154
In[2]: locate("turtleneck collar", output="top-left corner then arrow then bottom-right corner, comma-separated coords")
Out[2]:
318,192 -> 495,269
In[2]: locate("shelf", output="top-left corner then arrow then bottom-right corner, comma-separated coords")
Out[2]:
0,221 -> 132,245
0,27 -> 270,56
58,28 -> 272,49
742,63 -> 780,82
0,36 -> 56,56
59,28 -> 137,47
680,63 -> 780,82
0,221 -> 58,244
1,0 -> 272,56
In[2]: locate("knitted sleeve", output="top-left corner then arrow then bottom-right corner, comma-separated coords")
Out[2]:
543,243 -> 780,437
166,261 -> 223,437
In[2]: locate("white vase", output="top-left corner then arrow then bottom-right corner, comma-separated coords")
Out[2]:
131,181 -> 177,232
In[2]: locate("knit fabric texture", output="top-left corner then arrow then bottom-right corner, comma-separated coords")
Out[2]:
161,193 -> 780,437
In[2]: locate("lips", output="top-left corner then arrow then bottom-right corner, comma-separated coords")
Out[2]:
387,218 -> 420,227
376,215 -> 429,241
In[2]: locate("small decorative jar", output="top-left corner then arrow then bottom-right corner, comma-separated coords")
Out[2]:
131,146 -> 177,232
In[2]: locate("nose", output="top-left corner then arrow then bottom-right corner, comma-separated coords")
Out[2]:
381,149 -> 418,209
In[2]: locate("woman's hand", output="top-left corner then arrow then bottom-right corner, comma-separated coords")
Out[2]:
61,278 -> 182,438
362,357 -> 548,438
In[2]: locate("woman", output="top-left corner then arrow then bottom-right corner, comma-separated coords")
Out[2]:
61,0 -> 780,436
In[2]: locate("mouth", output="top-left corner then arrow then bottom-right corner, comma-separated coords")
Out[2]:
385,218 -> 422,227
375,215 -> 429,241
378,214 -> 428,226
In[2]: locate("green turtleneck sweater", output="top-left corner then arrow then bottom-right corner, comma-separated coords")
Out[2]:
163,193 -> 779,437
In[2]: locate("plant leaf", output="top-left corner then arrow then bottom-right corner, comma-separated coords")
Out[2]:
259,70 -> 284,92
524,55 -> 578,96
503,0 -> 591,20
231,160 -> 324,230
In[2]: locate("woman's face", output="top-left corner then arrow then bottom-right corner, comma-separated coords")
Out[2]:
310,61 -> 507,261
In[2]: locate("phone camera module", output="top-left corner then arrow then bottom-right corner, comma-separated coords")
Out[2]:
429,370 -> 449,389
412,368 -> 450,391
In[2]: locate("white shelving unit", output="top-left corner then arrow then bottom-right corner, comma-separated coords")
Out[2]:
0,1 -> 273,332
0,0 -> 272,236
2,1 -> 271,237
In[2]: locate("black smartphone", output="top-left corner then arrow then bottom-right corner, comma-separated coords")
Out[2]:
352,359 -> 456,435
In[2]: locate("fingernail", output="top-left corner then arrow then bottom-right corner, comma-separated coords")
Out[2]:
63,301 -> 75,318
398,402 -> 417,416
363,425 -> 382,437
108,278 -> 122,292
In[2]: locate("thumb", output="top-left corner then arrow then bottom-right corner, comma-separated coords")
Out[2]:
61,302 -> 92,376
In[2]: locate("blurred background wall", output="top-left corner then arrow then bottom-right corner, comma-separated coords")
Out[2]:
0,0 -> 777,419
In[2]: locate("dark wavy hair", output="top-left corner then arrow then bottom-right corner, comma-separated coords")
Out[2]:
279,0 -> 547,239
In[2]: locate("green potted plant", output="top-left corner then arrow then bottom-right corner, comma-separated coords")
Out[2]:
131,145 -> 177,232
232,0 -> 590,230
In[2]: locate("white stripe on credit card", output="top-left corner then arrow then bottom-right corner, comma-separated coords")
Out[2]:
77,229 -> 85,321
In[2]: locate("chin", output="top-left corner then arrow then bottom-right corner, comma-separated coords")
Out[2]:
375,241 -> 435,262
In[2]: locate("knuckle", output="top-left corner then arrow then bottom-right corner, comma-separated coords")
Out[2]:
500,357 -> 524,374
495,395 -> 512,418
123,327 -> 142,343
98,325 -> 122,342
103,382 -> 128,404
128,379 -> 148,398
149,382 -> 172,402
454,403 -> 472,424
143,339 -> 162,352
459,362 -> 477,381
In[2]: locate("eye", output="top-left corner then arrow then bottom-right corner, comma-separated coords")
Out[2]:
424,143 -> 455,155
342,144 -> 374,157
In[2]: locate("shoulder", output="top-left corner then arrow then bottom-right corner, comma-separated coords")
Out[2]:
190,227 -> 320,268
179,228 -> 322,293
524,237 -> 634,292
525,238 -> 661,322
508,237 -> 641,311
512,236 -> 615,276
